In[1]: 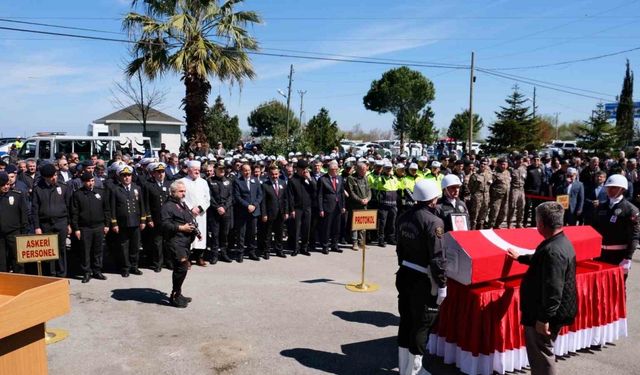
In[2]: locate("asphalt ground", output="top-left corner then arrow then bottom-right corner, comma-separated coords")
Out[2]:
46,244 -> 640,375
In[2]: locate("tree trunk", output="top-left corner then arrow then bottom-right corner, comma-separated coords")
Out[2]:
182,71 -> 211,148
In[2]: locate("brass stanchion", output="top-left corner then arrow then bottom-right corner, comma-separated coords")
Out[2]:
346,230 -> 379,292
36,261 -> 69,345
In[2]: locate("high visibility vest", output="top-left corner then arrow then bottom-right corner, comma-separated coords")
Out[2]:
425,173 -> 444,188
379,175 -> 399,191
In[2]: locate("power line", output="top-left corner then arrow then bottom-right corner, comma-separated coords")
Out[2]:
0,17 -> 124,35
4,15 -> 640,20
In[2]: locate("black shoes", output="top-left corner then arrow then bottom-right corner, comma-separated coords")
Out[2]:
332,248 -> 343,253
92,272 -> 107,280
219,251 -> 232,263
170,293 -> 189,308
121,271 -> 130,278
248,252 -> 260,261
291,250 -> 298,257
300,250 -> 311,256
130,268 -> 143,276
237,254 -> 244,263
276,252 -> 287,258
378,242 -> 386,248
262,251 -> 270,260
82,273 -> 91,283
321,248 -> 329,255
154,267 -> 162,273
210,256 -> 218,265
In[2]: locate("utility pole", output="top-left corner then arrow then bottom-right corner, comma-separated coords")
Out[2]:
298,90 -> 307,125
468,51 -> 475,154
285,64 -> 294,147
532,86 -> 537,118
554,112 -> 560,140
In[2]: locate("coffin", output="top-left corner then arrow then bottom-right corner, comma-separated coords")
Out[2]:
444,226 -> 602,285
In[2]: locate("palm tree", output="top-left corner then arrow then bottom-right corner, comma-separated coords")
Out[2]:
123,0 -> 261,146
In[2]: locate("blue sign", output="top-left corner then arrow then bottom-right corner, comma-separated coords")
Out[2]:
605,102 -> 640,119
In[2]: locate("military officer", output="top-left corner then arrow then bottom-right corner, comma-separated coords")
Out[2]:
438,174 -> 469,232
592,174 -> 640,281
32,163 -> 72,277
487,158 -> 511,229
468,159 -> 492,230
143,162 -> 172,272
71,172 -> 110,283
0,172 -> 29,273
507,156 -> 528,228
110,165 -> 147,277
396,179 -> 448,375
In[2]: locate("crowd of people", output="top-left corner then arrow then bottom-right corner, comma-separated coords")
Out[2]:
0,141 -> 638,308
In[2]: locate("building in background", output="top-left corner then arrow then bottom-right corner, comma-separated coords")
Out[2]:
89,105 -> 185,154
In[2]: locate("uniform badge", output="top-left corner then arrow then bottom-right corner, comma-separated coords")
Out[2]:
614,208 -> 622,216
610,215 -> 617,223
435,227 -> 444,238
223,181 -> 230,186
162,186 -> 167,191
457,205 -> 465,212
8,196 -> 14,205
56,186 -> 62,195
95,193 -> 101,199
632,213 -> 639,222
134,189 -> 139,200
250,179 -> 255,184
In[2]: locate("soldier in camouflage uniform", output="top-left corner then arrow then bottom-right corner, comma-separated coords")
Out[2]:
507,156 -> 528,228
468,159 -> 492,229
487,158 -> 511,229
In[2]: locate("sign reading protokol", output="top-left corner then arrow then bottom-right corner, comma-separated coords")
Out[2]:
16,234 -> 60,263
351,209 -> 378,231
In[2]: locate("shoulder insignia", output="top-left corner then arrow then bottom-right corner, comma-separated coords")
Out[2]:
435,227 -> 444,238
632,213 -> 639,222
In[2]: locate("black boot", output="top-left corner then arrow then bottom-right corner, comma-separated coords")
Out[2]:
82,273 -> 91,283
210,250 -> 219,265
262,250 -> 270,260
170,292 -> 188,308
276,251 -> 287,258
248,251 -> 260,261
237,252 -> 244,263
219,249 -> 232,263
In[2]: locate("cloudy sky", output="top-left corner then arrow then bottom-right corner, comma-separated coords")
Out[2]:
0,0 -> 638,139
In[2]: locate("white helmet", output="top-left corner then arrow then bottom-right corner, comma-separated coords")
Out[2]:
442,174 -> 462,189
604,174 -> 628,189
413,179 -> 442,202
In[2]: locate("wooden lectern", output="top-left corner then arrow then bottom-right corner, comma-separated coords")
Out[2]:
0,273 -> 70,375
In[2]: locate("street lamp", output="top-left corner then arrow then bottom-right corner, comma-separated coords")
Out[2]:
277,89 -> 291,147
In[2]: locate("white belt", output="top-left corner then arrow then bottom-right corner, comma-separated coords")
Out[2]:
602,244 -> 627,251
401,260 -> 429,274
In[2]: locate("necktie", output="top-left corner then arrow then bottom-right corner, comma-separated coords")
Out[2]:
274,181 -> 279,196
247,179 -> 250,191
331,176 -> 337,191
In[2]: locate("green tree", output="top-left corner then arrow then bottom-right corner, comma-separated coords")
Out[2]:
123,0 -> 261,147
204,95 -> 241,150
248,100 -> 300,138
408,106 -> 438,145
616,59 -> 634,147
485,86 -> 537,153
447,109 -> 484,141
302,108 -> 341,154
363,66 -> 435,148
575,103 -> 617,156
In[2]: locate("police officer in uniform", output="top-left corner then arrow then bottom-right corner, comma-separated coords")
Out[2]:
0,172 -> 29,273
438,174 -> 469,232
143,163 -> 172,272
396,179 -> 448,375
377,161 -> 399,247
593,174 -> 640,281
208,163 -> 234,264
32,163 -> 72,277
110,165 -> 147,277
71,172 -> 110,283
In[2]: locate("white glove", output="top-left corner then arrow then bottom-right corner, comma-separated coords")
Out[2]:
436,287 -> 447,305
620,259 -> 632,274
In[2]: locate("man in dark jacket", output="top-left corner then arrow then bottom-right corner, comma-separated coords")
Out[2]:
258,166 -> 289,259
0,172 -> 29,273
317,161 -> 346,254
232,163 -> 263,262
507,201 -> 577,375
287,160 -> 313,256
208,163 -> 233,264
143,163 -> 172,272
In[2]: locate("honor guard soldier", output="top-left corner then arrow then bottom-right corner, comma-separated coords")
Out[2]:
468,159 -> 492,230
110,165 -> 147,277
208,163 -> 234,263
593,174 -> 640,281
32,163 -> 72,277
438,174 -> 469,232
507,156 -> 528,228
71,172 -> 110,283
143,162 -> 172,272
0,172 -> 29,273
487,158 -> 511,229
396,179 -> 448,375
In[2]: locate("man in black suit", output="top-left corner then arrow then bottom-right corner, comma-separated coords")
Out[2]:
317,161 -> 346,254
232,163 -> 263,262
287,160 -> 313,256
143,162 -> 172,272
258,166 -> 289,259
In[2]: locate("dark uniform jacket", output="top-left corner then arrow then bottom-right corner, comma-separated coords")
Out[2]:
32,180 -> 71,228
593,198 -> 640,262
161,197 -> 196,254
143,178 -> 171,224
525,165 -> 544,195
437,197 -> 469,232
0,189 -> 29,233
517,232 -> 577,329
71,186 -> 110,230
261,178 -> 289,219
209,175 -> 233,216
109,182 -> 146,228
395,204 -> 447,288
317,174 -> 345,213
287,173 -> 314,211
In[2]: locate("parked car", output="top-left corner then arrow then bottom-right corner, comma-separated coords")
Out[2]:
354,142 -> 392,157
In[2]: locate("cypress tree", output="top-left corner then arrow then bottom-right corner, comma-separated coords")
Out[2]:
616,59 -> 634,148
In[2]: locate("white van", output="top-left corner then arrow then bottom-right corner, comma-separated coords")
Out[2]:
17,134 -> 154,161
